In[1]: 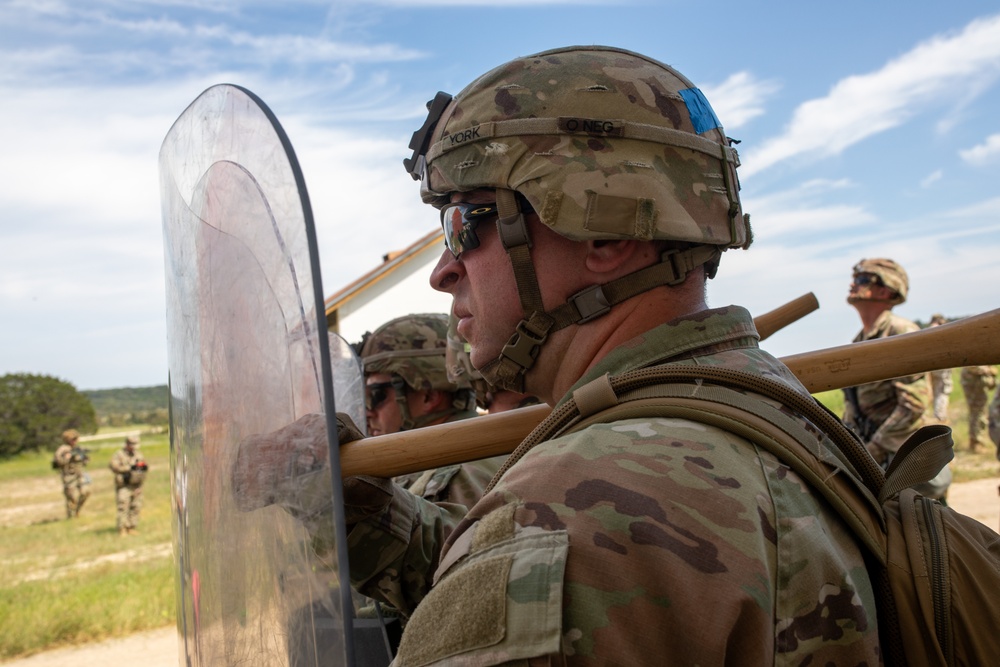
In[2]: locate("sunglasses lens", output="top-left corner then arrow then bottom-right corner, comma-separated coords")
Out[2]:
440,203 -> 496,257
441,205 -> 468,256
365,383 -> 392,410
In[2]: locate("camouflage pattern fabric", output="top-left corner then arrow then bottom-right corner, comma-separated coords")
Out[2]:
989,388 -> 1000,458
361,313 -> 471,395
960,365 -> 998,451
929,368 -> 952,422
420,46 -> 751,250
346,307 -> 880,665
851,258 -> 908,304
109,445 -> 146,531
842,310 -> 932,458
53,443 -> 91,518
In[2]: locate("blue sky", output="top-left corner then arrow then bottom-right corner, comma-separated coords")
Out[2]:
2,0 -> 999,390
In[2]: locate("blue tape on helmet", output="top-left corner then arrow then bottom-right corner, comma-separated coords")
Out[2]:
679,88 -> 722,134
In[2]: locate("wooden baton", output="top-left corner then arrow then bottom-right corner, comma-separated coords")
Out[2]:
340,308 -> 1000,479
754,292 -> 819,341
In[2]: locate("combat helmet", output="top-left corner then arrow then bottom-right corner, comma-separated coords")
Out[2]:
851,258 -> 908,305
62,429 -> 79,444
405,45 -> 752,392
359,313 -> 474,430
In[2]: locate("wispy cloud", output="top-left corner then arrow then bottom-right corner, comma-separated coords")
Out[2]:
701,71 -> 780,131
960,133 -> 1000,165
920,170 -> 943,188
743,13 -> 1000,176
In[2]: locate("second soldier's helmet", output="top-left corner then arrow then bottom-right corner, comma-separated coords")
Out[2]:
62,429 -> 79,444
359,313 -> 471,394
852,258 -> 908,305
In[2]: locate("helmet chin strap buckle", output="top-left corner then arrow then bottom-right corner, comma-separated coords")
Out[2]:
570,285 -> 611,323
500,317 -> 550,370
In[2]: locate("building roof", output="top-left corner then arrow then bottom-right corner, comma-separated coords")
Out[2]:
323,228 -> 443,325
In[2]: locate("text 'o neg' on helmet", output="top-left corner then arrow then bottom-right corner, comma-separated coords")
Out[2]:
412,45 -> 752,253
853,258 -> 909,305
359,313 -> 470,393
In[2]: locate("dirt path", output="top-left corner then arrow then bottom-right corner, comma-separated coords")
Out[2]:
4,477 -> 999,666
0,627 -> 178,667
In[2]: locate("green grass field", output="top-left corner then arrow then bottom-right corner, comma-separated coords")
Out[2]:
0,375 -> 997,660
0,428 -> 175,660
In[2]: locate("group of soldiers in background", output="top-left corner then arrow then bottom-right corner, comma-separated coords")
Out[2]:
844,257 -> 999,504
52,429 -> 148,535
928,313 -> 999,452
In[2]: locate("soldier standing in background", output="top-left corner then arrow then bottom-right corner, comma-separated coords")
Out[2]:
960,365 -> 998,452
988,385 -> 1000,458
927,313 -> 953,422
109,435 -> 148,535
52,429 -> 91,519
842,259 -> 949,504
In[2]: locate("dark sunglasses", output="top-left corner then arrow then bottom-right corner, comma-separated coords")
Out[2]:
853,274 -> 883,287
365,382 -> 397,410
440,202 -> 499,258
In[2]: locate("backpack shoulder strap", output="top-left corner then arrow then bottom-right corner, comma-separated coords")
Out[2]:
558,370 -> 889,562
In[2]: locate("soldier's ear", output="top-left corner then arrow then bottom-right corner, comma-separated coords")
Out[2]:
583,239 -> 648,275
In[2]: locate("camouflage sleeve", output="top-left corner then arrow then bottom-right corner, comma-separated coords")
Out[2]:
869,377 -> 930,454
392,418 -> 879,665
347,485 -> 467,618
109,451 -> 129,473
406,456 -> 505,509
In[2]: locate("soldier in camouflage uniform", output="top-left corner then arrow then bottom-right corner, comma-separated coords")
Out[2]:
358,313 -> 504,507
959,365 -> 998,452
927,313 -> 953,422
842,259 -> 949,500
357,313 -> 508,655
325,46 -> 883,664
52,429 -> 91,518
109,434 -> 148,535
989,384 -> 1000,458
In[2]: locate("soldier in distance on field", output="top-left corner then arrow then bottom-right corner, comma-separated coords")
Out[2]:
109,434 -> 148,536
52,429 -> 91,519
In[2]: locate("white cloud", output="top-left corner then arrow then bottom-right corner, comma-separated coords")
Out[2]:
960,133 -> 1000,165
701,71 -> 780,130
743,13 -> 1000,176
920,170 -> 943,188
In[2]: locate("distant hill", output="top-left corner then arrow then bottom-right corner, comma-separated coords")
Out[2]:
82,385 -> 169,424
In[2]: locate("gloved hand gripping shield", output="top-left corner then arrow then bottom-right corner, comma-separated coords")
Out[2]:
160,85 -> 365,666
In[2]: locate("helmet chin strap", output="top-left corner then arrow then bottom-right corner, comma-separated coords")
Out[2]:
478,188 -> 723,394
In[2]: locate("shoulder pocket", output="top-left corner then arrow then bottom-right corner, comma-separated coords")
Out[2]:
395,507 -> 568,667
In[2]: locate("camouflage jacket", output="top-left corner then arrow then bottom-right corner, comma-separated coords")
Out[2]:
842,310 -> 932,457
109,448 -> 146,489
54,443 -> 88,482
392,409 -> 503,510
350,306 -> 880,665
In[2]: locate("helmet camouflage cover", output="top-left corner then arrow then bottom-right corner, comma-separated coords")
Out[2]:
853,258 -> 908,305
62,429 -> 80,444
359,313 -> 470,393
415,45 -> 752,249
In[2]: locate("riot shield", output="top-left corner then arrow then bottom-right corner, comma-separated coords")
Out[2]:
160,84 -> 360,666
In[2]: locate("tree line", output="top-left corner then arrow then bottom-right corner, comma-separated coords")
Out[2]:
0,374 -> 169,458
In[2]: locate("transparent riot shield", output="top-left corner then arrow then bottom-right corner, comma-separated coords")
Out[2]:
160,84 -> 363,666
